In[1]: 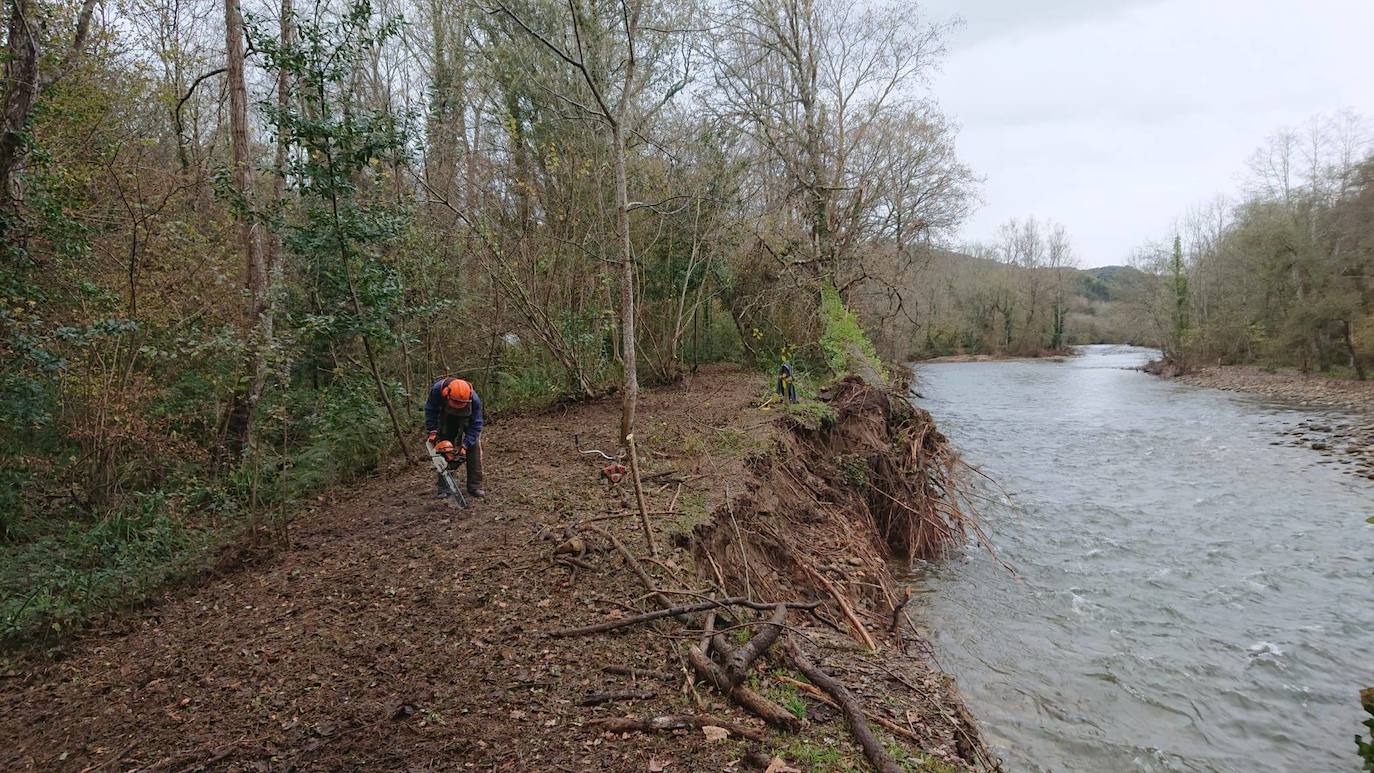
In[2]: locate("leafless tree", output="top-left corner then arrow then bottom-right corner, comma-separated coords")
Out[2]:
220,0 -> 271,457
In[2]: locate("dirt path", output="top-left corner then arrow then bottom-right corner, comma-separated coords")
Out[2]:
0,367 -> 792,771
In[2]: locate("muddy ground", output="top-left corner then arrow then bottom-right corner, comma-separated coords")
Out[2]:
0,366 -> 986,772
1178,365 -> 1374,480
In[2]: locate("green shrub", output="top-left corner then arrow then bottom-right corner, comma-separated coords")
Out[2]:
819,283 -> 886,380
284,379 -> 394,499
0,493 -> 216,646
784,399 -> 835,430
779,739 -> 849,770
0,468 -> 32,542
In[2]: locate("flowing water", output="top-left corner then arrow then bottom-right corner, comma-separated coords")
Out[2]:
909,345 -> 1373,772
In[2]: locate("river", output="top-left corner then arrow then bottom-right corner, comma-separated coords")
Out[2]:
910,344 -> 1373,772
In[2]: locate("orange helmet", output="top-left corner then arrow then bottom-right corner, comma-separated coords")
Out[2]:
441,378 -> 473,409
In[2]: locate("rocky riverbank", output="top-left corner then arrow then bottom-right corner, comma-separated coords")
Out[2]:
1176,366 -> 1374,480
918,350 -> 1074,364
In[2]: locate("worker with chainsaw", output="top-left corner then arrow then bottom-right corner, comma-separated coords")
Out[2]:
424,376 -> 485,499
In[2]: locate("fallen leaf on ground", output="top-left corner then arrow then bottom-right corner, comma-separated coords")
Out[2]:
701,725 -> 729,742
764,758 -> 802,773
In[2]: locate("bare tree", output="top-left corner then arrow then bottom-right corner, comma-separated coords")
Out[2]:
491,0 -> 689,445
706,0 -> 955,292
1045,221 -> 1076,350
996,216 -> 1047,350
220,0 -> 271,457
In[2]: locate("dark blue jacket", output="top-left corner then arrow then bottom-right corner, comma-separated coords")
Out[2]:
424,377 -> 484,447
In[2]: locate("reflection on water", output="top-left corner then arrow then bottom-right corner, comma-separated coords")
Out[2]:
911,345 -> 1373,772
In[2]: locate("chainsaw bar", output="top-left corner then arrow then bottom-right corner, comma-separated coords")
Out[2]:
426,441 -> 468,508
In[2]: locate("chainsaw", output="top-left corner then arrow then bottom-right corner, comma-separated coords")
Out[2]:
427,440 -> 468,508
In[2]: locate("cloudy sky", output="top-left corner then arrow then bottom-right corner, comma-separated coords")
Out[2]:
918,0 -> 1374,267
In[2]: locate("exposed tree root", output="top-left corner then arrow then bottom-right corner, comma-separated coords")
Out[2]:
793,555 -> 878,650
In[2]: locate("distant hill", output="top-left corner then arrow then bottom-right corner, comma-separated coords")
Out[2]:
1076,265 -> 1154,303
856,249 -> 1160,358
1068,265 -> 1157,345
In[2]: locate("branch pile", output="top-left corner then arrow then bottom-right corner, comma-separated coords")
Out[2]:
545,376 -> 996,770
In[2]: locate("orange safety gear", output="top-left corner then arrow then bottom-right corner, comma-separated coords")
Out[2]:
442,378 -> 473,409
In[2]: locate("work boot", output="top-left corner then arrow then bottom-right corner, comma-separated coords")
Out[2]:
467,486 -> 486,499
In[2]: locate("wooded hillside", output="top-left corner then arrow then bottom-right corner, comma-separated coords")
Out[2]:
1134,112 -> 1374,377
859,244 -> 1158,361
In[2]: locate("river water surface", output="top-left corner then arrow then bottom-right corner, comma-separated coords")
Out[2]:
910,345 -> 1373,772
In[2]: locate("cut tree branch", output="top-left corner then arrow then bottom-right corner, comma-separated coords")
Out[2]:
786,640 -> 902,773
549,596 -> 818,638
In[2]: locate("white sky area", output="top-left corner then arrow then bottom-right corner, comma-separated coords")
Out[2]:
918,0 -> 1374,267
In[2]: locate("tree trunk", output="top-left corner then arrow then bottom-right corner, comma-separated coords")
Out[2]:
1343,319 -> 1366,381
273,0 -> 291,222
0,0 -> 40,234
613,121 -> 637,445
221,0 -> 271,460
0,0 -> 97,236
269,0 -> 291,276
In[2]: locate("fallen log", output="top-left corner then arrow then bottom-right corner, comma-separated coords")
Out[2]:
786,640 -> 901,773
590,714 -> 765,742
687,645 -> 800,732
579,689 -> 656,706
725,604 -> 787,686
602,665 -> 677,682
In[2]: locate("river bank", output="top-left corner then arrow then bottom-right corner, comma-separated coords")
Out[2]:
918,350 -> 1074,364
0,366 -> 990,772
1172,365 -> 1374,480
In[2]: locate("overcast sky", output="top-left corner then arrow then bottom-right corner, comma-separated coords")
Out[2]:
918,0 -> 1374,267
